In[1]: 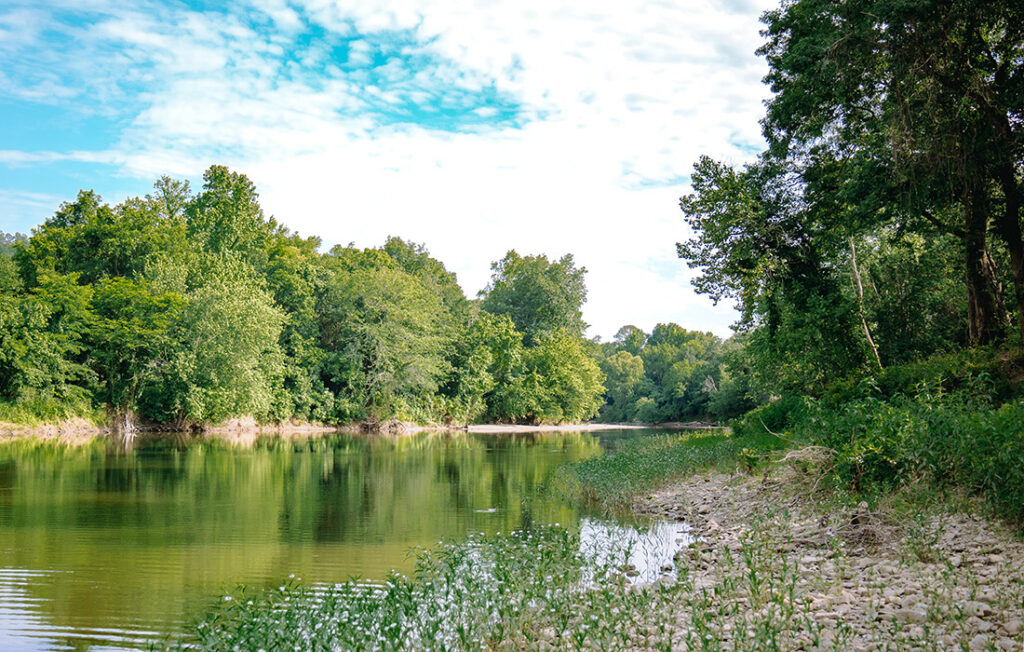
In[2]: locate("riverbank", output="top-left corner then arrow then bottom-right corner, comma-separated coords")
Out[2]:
0,416 -> 674,442
635,462 -> 1024,650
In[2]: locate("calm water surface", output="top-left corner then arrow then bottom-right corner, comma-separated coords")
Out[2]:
0,429 -> 680,650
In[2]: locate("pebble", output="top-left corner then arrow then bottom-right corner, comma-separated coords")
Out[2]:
969,634 -> 991,651
1004,619 -> 1023,636
892,608 -> 927,624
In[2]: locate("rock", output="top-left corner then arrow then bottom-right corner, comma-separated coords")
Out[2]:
996,638 -> 1018,652
1003,619 -> 1022,636
892,608 -> 927,624
967,617 -> 993,633
969,634 -> 990,651
964,601 -> 992,618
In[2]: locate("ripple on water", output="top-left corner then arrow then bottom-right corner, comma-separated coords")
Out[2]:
0,568 -> 170,651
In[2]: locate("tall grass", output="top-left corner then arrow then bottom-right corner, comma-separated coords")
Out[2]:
557,429 -> 786,515
184,527 -> 667,651
0,397 -> 105,427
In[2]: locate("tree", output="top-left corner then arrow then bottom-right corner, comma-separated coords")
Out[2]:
15,185 -> 188,286
317,248 -> 454,420
679,157 -> 873,393
143,253 -> 285,424
599,351 -> 644,422
89,277 -> 184,418
0,232 -> 26,294
0,272 -> 95,406
186,165 -> 279,266
518,329 -> 605,423
479,251 -> 588,343
612,325 -> 647,356
759,0 -> 1024,346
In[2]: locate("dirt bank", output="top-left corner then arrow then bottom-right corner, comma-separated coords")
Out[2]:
0,418 -> 106,443
632,456 -> 1024,650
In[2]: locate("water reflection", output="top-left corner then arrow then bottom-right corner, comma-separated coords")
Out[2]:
2,430 -> 674,650
580,518 -> 694,584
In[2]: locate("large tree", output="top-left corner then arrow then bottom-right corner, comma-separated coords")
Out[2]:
479,251 -> 588,343
759,0 -> 1024,346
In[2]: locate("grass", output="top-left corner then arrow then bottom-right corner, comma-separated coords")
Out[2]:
556,429 -> 787,515
178,527 -> 668,651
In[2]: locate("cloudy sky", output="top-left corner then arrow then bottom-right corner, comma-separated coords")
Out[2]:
0,0 -> 774,340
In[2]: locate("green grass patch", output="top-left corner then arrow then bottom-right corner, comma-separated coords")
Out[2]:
557,429 -> 787,515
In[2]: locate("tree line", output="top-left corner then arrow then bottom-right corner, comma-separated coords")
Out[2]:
0,168 -> 746,428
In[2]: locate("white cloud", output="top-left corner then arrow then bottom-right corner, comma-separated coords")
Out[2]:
2,0 -> 776,339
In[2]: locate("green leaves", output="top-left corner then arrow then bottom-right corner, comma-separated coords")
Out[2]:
480,250 -> 588,343
3,168 -> 612,427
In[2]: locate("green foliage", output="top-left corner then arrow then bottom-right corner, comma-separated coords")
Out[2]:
0,272 -> 95,405
0,232 -> 26,294
185,165 -> 278,265
800,385 -> 1024,524
480,250 -> 587,343
317,247 -> 454,421
517,328 -> 605,423
89,277 -> 184,412
559,429 -> 785,515
144,252 -> 285,423
599,351 -> 644,422
16,190 -> 187,286
597,322 -> 753,424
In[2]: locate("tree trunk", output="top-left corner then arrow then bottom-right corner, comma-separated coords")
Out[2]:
964,191 -> 1002,346
849,239 -> 882,369
994,159 -> 1024,352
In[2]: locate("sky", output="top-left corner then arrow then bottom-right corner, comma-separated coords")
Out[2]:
0,0 -> 774,341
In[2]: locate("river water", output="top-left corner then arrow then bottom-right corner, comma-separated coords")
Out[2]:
0,429 -> 686,650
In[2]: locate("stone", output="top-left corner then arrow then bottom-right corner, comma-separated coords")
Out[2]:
964,601 -> 992,618
1003,619 -> 1022,636
995,638 -> 1018,652
969,634 -> 990,652
967,617 -> 993,633
892,608 -> 927,624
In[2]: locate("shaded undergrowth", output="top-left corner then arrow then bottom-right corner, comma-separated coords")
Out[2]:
735,376 -> 1024,527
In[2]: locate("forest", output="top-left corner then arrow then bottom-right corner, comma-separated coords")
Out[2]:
0,168 -> 750,429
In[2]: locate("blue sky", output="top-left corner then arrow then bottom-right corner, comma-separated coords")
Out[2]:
0,0 -> 773,339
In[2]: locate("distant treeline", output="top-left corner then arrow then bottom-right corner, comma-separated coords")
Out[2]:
0,167 -> 745,427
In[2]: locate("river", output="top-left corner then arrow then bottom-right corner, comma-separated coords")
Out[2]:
0,428 -> 683,650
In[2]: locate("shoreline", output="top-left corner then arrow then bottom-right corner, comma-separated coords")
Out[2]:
630,458 -> 1024,649
0,417 -> 720,442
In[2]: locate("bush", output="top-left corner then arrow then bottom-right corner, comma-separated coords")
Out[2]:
789,381 -> 1024,525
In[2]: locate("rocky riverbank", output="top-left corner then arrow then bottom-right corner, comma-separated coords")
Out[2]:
633,455 -> 1024,651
